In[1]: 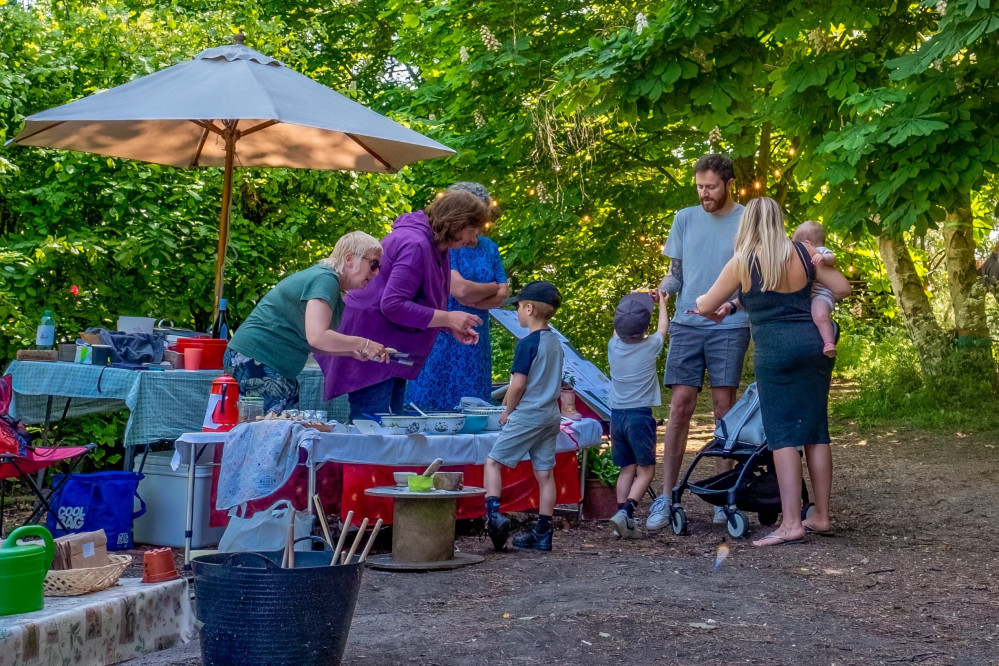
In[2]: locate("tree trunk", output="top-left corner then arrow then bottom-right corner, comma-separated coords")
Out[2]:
942,205 -> 988,337
877,234 -> 950,372
942,205 -> 996,385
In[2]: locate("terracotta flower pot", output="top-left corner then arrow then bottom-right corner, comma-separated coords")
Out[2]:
559,389 -> 582,420
142,547 -> 179,583
581,479 -> 618,520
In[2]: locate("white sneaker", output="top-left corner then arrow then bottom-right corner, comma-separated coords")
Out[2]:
645,494 -> 672,532
609,509 -> 637,538
713,506 -> 728,525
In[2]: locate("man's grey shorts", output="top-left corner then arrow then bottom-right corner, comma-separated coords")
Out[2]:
663,323 -> 751,390
487,417 -> 560,471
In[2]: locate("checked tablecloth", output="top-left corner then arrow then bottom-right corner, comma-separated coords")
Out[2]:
5,361 -> 346,447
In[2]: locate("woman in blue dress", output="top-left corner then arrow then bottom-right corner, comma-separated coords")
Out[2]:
695,197 -> 850,547
407,183 -> 508,411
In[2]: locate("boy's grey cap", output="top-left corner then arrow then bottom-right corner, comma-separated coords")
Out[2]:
502,280 -> 562,308
614,292 -> 653,337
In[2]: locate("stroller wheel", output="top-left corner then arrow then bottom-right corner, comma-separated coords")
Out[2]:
670,506 -> 688,536
801,502 -> 816,521
727,510 -> 750,538
758,510 -> 779,526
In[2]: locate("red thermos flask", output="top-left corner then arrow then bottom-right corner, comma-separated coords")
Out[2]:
203,374 -> 240,432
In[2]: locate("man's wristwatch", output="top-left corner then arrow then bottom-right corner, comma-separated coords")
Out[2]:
727,302 -> 737,316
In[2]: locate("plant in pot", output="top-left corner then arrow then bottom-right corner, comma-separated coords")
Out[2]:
582,443 -> 620,520
559,372 -> 582,420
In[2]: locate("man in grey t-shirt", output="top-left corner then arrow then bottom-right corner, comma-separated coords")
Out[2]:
646,154 -> 752,532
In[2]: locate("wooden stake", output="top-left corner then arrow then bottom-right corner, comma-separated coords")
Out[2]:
342,517 -> 369,565
358,519 -> 383,563
330,510 -> 353,565
313,494 -> 333,546
285,512 -> 295,569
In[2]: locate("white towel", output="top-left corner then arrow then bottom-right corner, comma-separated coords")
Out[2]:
215,421 -> 320,510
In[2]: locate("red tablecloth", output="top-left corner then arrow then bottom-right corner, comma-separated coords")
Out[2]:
209,450 -> 582,527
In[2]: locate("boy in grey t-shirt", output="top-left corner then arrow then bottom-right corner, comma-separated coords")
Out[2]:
607,290 -> 668,538
484,281 -> 564,553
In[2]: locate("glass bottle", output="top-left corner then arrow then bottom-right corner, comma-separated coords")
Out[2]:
211,299 -> 230,340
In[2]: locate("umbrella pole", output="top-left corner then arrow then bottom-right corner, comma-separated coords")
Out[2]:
212,122 -> 238,319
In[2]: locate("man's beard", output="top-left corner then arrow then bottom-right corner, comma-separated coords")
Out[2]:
700,193 -> 728,212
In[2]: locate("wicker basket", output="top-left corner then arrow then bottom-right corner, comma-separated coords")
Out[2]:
43,554 -> 132,597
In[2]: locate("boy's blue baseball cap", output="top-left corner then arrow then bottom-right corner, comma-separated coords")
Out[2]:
502,280 -> 562,309
614,292 -> 653,337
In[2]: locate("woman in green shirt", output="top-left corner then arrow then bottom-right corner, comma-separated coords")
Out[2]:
224,231 -> 389,414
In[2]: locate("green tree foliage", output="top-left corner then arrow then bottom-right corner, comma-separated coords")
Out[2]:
1,0 -> 997,429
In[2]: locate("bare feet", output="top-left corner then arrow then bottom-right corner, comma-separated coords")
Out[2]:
802,518 -> 834,535
752,528 -> 805,547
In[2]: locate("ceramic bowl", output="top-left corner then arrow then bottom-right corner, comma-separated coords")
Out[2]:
432,471 -> 464,491
407,475 -> 433,492
376,414 -> 427,434
457,414 -> 488,435
394,471 -> 417,487
423,413 -> 466,435
463,407 -> 506,431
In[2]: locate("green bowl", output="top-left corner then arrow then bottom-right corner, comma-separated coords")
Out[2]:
407,475 -> 433,492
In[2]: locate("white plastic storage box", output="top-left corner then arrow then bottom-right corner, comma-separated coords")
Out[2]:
133,451 -> 225,548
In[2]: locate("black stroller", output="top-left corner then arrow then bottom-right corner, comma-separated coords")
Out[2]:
668,383 -> 811,538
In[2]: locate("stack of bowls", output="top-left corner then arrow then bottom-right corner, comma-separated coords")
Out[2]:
462,406 -> 506,431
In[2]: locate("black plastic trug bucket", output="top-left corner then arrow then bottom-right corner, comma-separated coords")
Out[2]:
192,549 -> 364,666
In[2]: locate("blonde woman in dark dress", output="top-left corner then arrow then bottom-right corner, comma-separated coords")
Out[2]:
695,197 -> 851,546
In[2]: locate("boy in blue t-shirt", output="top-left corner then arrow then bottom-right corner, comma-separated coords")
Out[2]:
484,281 -> 564,552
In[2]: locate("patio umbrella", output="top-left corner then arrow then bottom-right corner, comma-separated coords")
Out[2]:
10,35 -> 455,311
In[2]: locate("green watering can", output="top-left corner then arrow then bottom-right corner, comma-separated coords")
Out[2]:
0,525 -> 55,616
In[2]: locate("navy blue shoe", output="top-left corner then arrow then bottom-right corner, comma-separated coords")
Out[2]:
512,528 -> 552,552
486,512 -> 511,551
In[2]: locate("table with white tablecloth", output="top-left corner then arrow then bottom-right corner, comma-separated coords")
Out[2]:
173,419 -> 604,563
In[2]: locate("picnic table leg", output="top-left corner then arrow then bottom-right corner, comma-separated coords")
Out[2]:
577,448 -> 588,522
307,462 -> 318,517
31,396 -> 56,513
184,440 -> 197,567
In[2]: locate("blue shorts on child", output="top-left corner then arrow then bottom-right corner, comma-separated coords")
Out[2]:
610,407 -> 656,467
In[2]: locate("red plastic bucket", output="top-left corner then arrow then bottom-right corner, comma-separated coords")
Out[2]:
176,338 -> 228,369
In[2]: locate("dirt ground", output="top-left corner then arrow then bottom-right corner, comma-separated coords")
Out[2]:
7,387 -> 998,665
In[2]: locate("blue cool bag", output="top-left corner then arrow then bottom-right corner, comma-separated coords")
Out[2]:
46,471 -> 146,550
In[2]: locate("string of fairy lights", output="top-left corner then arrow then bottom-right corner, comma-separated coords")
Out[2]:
434,144 -> 861,274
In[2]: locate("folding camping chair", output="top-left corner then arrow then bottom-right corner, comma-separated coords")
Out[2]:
0,443 -> 96,537
0,372 -> 95,538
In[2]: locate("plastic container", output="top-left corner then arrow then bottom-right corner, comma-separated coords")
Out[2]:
133,452 -> 225,548
176,337 -> 228,370
117,316 -> 156,335
192,549 -> 363,666
238,397 -> 265,423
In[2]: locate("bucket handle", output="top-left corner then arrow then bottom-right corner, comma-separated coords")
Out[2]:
218,552 -> 282,570
294,536 -> 332,551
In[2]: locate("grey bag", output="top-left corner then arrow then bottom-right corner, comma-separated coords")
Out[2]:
714,383 -> 766,450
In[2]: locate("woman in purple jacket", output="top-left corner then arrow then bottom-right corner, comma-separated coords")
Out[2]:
321,189 -> 490,419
